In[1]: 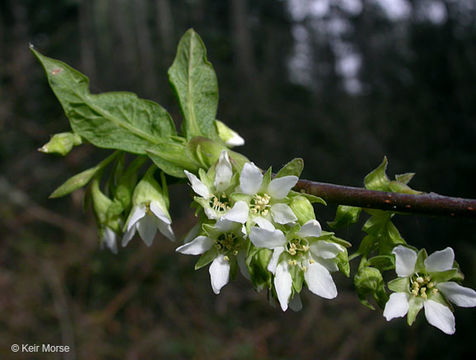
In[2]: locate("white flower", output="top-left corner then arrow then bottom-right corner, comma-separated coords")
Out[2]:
185,151 -> 248,223
176,219 -> 246,294
250,219 -> 344,311
237,162 -> 298,228
122,201 -> 175,247
101,227 -> 118,254
383,245 -> 476,335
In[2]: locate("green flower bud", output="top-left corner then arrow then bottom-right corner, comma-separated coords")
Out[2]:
188,136 -> 249,170
39,132 -> 82,156
215,120 -> 244,147
132,167 -> 169,212
289,195 -> 315,224
91,177 -> 121,232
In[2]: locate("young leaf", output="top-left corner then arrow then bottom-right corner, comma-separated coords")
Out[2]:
168,29 -> 219,140
276,158 -> 304,178
49,151 -> 119,198
328,205 -> 362,229
364,157 -> 390,191
32,49 -> 176,154
147,141 -> 201,178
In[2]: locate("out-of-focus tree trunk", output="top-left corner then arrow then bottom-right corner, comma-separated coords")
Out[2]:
79,0 -> 96,80
134,0 -> 158,98
108,0 -> 136,88
156,0 -> 174,63
230,0 -> 257,86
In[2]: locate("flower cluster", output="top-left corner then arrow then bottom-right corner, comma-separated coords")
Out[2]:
384,245 -> 476,334
176,151 -> 349,310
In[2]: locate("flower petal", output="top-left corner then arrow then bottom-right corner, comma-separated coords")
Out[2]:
424,300 -> 455,335
156,221 -> 175,241
126,205 -> 146,231
222,200 -> 249,224
239,162 -> 263,195
304,261 -> 337,299
250,227 -> 286,249
121,227 -> 136,247
392,246 -> 417,277
150,201 -> 171,224
275,261 -> 293,311
176,236 -> 214,255
184,170 -> 211,198
310,241 -> 344,259
137,215 -> 157,246
102,227 -> 118,254
383,292 -> 409,321
289,294 -> 303,312
209,255 -> 230,294
271,203 -> 297,224
424,247 -> 454,273
267,176 -> 298,199
214,218 -> 237,233
297,219 -> 322,238
267,247 -> 285,273
254,217 -> 275,231
214,151 -> 233,192
437,281 -> 476,308
236,250 -> 250,280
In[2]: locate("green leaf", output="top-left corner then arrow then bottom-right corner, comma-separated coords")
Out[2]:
49,151 -> 119,198
407,296 -> 424,325
289,190 -> 327,205
395,172 -> 415,185
195,247 -> 218,270
147,140 -> 201,178
328,205 -> 362,229
388,277 -> 409,293
290,264 -> 304,293
367,255 -> 395,271
32,49 -> 176,154
276,158 -> 304,178
364,157 -> 390,191
336,249 -> 351,277
354,266 -> 389,310
431,269 -> 464,283
414,249 -> 428,273
168,29 -> 219,140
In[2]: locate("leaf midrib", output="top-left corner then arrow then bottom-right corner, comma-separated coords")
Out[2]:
73,91 -> 161,145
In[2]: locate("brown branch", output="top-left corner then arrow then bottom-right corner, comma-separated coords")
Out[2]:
295,179 -> 476,219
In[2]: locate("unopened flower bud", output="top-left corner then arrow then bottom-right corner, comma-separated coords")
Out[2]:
39,132 -> 82,156
289,195 -> 315,224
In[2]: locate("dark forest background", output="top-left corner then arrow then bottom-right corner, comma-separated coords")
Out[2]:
1,0 -> 475,359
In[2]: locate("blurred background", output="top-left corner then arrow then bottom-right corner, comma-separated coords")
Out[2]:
1,0 -> 475,359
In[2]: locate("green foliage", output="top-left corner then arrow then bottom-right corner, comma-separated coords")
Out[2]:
354,265 -> 389,310
276,158 -> 304,178
49,151 -> 120,198
168,29 -> 219,141
32,49 -> 176,154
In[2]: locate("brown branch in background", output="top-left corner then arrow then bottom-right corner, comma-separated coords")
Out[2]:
295,179 -> 476,219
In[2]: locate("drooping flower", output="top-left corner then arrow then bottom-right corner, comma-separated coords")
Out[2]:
101,227 -> 118,254
122,167 -> 174,247
184,150 -> 248,223
383,245 -> 476,334
236,162 -> 299,229
176,219 -> 247,294
249,219 -> 344,311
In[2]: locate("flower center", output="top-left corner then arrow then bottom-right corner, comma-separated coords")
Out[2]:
209,194 -> 230,213
250,193 -> 271,216
286,238 -> 310,256
216,232 -> 240,256
410,273 -> 438,299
